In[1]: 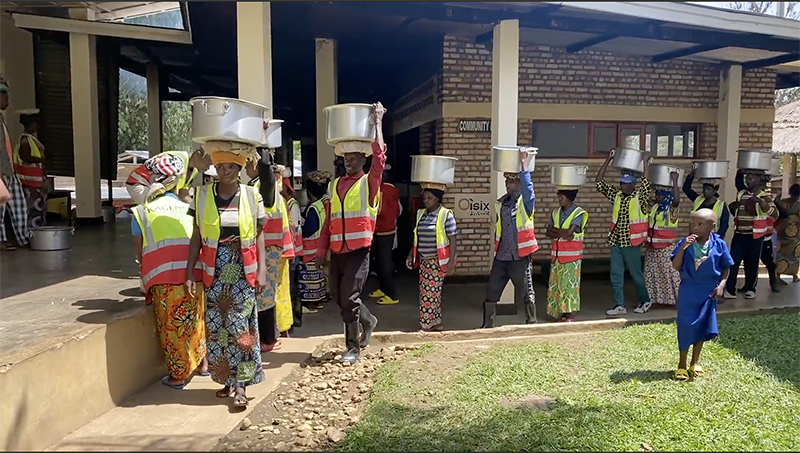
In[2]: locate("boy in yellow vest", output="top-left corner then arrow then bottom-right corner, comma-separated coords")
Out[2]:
595,149 -> 652,316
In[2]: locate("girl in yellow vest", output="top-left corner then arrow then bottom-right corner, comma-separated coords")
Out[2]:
640,172 -> 681,313
545,189 -> 588,322
682,169 -> 730,238
13,109 -> 47,229
131,155 -> 207,389
406,182 -> 458,332
185,143 -> 267,407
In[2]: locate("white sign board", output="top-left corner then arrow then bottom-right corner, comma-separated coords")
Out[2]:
452,193 -> 494,220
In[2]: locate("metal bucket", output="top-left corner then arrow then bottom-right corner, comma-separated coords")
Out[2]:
30,226 -> 73,251
264,119 -> 283,149
190,96 -> 270,146
410,155 -> 458,185
611,148 -> 649,174
492,146 -> 537,173
649,164 -> 685,188
693,161 -> 730,180
323,103 -> 376,145
551,165 -> 588,188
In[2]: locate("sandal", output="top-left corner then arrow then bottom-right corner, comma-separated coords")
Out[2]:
161,376 -> 186,390
232,390 -> 249,407
261,339 -> 282,352
689,364 -> 706,378
674,369 -> 690,382
216,386 -> 235,398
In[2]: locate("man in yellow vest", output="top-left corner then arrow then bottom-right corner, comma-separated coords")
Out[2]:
481,147 -> 538,328
322,102 -> 386,364
595,149 -> 653,317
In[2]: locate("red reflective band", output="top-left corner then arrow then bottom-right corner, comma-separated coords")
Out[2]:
550,239 -> 583,264
13,164 -> 45,187
611,219 -> 649,247
650,227 -> 678,249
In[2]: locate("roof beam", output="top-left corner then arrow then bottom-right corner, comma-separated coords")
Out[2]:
12,12 -> 191,44
96,3 -> 180,22
651,44 -> 724,64
565,34 -> 618,53
742,53 -> 800,70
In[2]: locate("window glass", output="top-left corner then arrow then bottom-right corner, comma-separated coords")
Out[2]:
532,122 -> 589,157
592,126 -> 616,155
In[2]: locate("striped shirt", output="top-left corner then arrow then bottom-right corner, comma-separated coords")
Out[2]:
187,186 -> 266,240
416,206 -> 457,259
733,190 -> 777,235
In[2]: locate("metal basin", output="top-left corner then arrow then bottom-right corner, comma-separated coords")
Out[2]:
611,148 -> 649,174
551,165 -> 588,188
492,146 -> 537,173
190,96 -> 270,146
736,149 -> 773,171
411,155 -> 458,185
264,119 -> 283,149
323,103 -> 376,145
693,161 -> 730,180
766,156 -> 782,176
30,226 -> 73,251
649,164 -> 685,188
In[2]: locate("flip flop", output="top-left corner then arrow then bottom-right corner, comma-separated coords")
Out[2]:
689,364 -> 706,378
161,376 -> 186,390
232,392 -> 249,407
674,369 -> 690,382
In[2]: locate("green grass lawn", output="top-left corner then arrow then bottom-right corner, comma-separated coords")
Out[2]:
339,314 -> 800,452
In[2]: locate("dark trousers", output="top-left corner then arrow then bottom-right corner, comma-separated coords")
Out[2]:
485,258 -> 535,306
726,233 -> 763,294
757,235 -> 778,288
372,234 -> 397,299
330,247 -> 371,324
257,307 -> 278,345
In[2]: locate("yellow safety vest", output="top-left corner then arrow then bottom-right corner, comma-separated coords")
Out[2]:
495,196 -> 538,257
329,175 -> 379,253
692,197 -> 724,232
412,206 -> 453,268
648,204 -> 679,248
13,133 -> 45,187
550,206 -> 588,263
612,193 -> 648,246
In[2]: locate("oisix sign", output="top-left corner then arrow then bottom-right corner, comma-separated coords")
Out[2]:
453,194 -> 493,219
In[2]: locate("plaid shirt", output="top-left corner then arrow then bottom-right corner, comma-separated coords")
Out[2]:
596,178 -> 652,247
0,113 -> 14,178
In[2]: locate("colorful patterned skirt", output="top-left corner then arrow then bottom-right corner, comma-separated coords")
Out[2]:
644,246 -> 680,306
205,239 -> 264,387
546,260 -> 582,318
419,258 -> 445,330
147,283 -> 206,380
257,245 -> 293,333
776,212 -> 799,278
22,186 -> 47,229
298,261 -> 327,305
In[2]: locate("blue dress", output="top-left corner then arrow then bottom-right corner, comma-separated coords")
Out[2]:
670,234 -> 734,351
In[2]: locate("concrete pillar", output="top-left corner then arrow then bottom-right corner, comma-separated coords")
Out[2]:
717,64 -> 742,207
315,38 -> 337,174
781,155 -> 797,195
489,20 -> 520,311
236,2 -> 273,112
68,8 -> 102,220
146,63 -> 162,157
0,15 -> 36,142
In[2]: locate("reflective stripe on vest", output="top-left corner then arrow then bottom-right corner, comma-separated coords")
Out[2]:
302,199 -> 326,262
648,204 -> 679,249
611,193 -> 648,246
132,195 -> 201,291
692,197 -> 724,233
735,190 -> 771,239
329,175 -> 379,253
196,184 -> 259,287
411,207 -> 452,268
495,196 -> 539,257
550,206 -> 588,264
13,133 -> 45,187
263,184 -> 294,259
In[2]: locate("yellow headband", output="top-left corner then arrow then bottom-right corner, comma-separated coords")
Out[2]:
210,151 -> 247,167
420,182 -> 447,191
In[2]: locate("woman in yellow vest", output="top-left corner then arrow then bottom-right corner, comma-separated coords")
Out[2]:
406,182 -> 458,332
545,189 -> 588,322
13,109 -> 47,229
185,142 -> 267,407
640,172 -> 681,313
132,154 -> 207,389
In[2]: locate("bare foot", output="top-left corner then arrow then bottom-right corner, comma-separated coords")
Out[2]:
232,386 -> 248,407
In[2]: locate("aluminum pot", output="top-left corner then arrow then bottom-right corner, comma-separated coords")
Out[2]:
736,149 -> 773,171
767,156 -> 782,176
190,96 -> 270,146
323,103 -> 376,145
294,189 -> 309,208
30,226 -> 73,251
649,164 -> 685,188
693,161 -> 730,179
611,148 -> 649,174
492,146 -> 537,173
264,119 -> 283,149
551,165 -> 588,188
411,155 -> 458,185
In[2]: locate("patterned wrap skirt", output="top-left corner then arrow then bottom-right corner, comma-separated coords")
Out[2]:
147,283 -> 206,380
419,258 -> 445,330
546,260 -> 582,318
298,261 -> 327,304
257,245 -> 293,332
644,246 -> 680,306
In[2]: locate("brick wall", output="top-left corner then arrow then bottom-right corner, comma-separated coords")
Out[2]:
425,35 -> 775,276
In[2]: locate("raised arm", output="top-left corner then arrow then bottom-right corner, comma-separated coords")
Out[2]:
595,149 -> 614,183
670,171 -> 681,209
367,103 -> 387,203
682,170 -> 699,202
258,150 -> 277,209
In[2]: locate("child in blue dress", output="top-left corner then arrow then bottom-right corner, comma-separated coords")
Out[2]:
670,208 -> 734,381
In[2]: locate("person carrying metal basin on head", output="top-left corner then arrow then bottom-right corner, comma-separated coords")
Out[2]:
682,163 -> 730,239
13,109 -> 47,229
595,148 -> 653,317
481,146 -> 538,329
320,102 -> 387,364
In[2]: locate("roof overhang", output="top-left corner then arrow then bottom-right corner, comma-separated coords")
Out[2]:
11,12 -> 191,44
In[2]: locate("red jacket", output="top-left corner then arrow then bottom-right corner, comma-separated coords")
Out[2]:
375,183 -> 400,234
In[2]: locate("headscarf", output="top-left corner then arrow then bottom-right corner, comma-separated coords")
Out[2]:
423,188 -> 445,203
210,151 -> 248,167
655,187 -> 674,214
282,177 -> 294,195
306,171 -> 331,200
144,154 -> 185,203
557,189 -> 578,202
18,108 -> 39,126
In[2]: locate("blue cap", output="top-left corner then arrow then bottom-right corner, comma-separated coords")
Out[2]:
620,173 -> 638,184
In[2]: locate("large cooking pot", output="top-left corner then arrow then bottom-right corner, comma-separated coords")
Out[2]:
736,149 -> 773,171
551,165 -> 588,188
492,146 -> 537,173
411,155 -> 458,185
323,104 -> 376,145
766,156 -> 782,176
30,226 -> 73,251
693,161 -> 730,180
611,148 -> 650,174
264,119 -> 283,149
190,96 -> 270,146
649,164 -> 685,188
294,189 -> 309,208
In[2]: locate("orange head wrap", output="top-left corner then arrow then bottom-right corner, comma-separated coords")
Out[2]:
210,151 -> 247,168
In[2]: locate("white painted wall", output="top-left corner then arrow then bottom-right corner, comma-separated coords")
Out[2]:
0,14 -> 36,143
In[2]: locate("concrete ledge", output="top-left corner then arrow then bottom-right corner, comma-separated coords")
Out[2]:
0,306 -> 163,451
